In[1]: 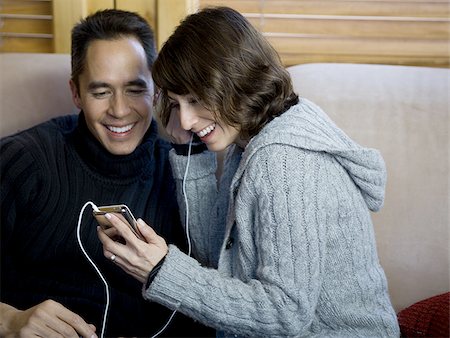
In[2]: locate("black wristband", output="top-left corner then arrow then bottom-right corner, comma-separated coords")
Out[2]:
171,142 -> 208,156
145,255 -> 166,289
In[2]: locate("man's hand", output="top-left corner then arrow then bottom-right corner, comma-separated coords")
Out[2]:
0,301 -> 97,338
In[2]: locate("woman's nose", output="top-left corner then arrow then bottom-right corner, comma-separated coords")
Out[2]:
178,105 -> 198,131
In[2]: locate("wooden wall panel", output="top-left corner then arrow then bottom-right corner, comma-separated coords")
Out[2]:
247,16 -> 449,39
0,0 -> 53,53
116,0 -> 156,31
197,0 -> 450,67
0,0 -> 158,54
156,0 -> 198,50
52,0 -> 88,53
1,0 -> 52,15
270,36 -> 449,67
0,36 -> 53,53
87,0 -> 114,14
280,54 -> 450,69
1,0 -> 448,68
1,17 -> 53,35
200,0 -> 450,18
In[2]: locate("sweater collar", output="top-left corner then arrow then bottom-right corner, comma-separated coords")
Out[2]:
71,112 -> 158,179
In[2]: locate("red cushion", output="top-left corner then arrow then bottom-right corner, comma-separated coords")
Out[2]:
397,292 -> 449,337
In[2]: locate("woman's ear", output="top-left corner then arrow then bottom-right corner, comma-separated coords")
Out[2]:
152,87 -> 160,107
69,79 -> 82,109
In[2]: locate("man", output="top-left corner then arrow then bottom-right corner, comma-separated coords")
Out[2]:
0,9 -> 212,337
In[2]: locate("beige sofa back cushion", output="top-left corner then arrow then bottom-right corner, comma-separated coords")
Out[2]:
1,53 -> 448,313
288,63 -> 449,312
0,53 -> 77,137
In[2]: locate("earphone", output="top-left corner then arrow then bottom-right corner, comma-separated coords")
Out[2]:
149,132 -> 194,337
76,133 -> 195,338
76,201 -> 110,338
183,133 -> 195,257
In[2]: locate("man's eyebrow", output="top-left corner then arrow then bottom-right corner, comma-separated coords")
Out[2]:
127,79 -> 148,87
87,82 -> 110,90
87,79 -> 148,90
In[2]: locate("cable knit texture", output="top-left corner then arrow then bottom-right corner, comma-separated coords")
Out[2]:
144,99 -> 400,337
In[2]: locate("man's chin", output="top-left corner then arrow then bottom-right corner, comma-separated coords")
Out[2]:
104,143 -> 138,156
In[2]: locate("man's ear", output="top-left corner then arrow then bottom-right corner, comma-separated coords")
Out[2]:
69,79 -> 82,109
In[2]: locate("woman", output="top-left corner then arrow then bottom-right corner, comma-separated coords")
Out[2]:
98,6 -> 400,337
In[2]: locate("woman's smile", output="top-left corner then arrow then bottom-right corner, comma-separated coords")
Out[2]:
197,123 -> 216,139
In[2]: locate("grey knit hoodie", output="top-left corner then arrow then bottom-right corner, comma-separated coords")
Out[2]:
144,98 -> 400,337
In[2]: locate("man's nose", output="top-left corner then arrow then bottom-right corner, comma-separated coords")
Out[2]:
110,93 -> 130,117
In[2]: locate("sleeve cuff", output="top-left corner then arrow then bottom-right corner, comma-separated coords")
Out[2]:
144,255 -> 167,289
142,245 -> 203,309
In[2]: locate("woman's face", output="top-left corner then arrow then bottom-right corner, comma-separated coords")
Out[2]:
167,92 -> 245,151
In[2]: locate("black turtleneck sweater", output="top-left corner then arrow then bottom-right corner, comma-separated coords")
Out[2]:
0,114 -> 213,337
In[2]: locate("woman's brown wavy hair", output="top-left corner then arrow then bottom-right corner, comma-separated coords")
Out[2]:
152,6 -> 298,140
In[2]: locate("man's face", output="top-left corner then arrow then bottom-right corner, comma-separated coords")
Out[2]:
70,37 -> 154,155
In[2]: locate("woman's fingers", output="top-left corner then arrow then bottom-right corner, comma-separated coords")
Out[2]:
137,219 -> 161,245
97,215 -> 169,283
105,213 -> 139,243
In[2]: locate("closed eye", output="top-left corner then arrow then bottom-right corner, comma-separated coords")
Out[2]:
127,88 -> 148,96
169,102 -> 180,110
92,91 -> 110,99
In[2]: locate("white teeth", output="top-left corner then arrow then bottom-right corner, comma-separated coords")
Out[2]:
107,123 -> 134,133
197,123 -> 216,138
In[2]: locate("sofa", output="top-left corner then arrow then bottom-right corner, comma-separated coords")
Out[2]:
1,53 -> 449,335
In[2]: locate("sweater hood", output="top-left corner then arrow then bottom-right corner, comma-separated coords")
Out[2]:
234,98 -> 387,211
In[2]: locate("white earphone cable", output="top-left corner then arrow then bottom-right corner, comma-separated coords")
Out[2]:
76,201 -> 110,338
150,133 -> 194,338
77,134 -> 194,338
182,133 -> 194,257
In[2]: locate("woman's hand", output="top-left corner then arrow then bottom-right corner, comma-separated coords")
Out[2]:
166,110 -> 192,144
97,214 -> 168,284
